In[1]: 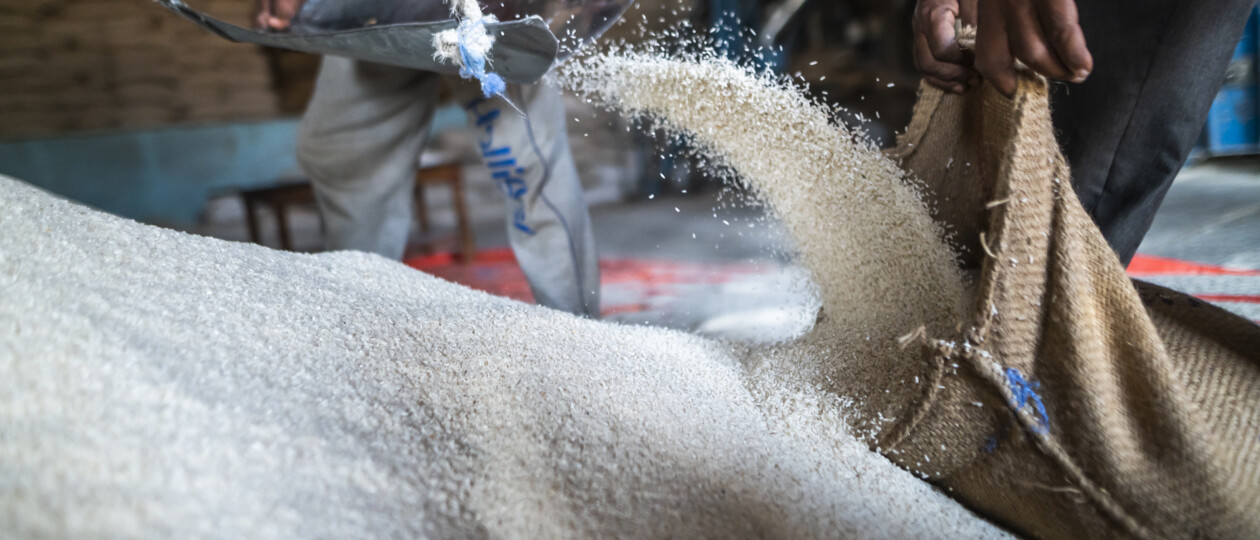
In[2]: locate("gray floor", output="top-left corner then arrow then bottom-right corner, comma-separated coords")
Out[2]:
1136,158 -> 1260,270
501,188 -> 789,264
581,159 -> 1260,270
197,158 -> 1260,271
188,157 -> 1259,332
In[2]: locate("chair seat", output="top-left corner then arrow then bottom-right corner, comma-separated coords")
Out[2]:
239,163 -> 475,262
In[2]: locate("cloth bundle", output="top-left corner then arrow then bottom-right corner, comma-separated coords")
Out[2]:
882,73 -> 1260,539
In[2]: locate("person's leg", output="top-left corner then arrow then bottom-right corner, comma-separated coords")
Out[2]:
462,82 -> 601,317
298,57 -> 440,260
1051,0 -> 1256,265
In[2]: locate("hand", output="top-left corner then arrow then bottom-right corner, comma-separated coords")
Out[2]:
255,0 -> 305,31
912,0 -> 979,94
975,0 -> 1093,96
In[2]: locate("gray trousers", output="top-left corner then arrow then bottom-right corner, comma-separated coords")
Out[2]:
297,57 -> 600,316
1051,0 -> 1258,265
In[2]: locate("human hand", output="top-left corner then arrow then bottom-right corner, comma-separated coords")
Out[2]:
912,0 -> 979,94
975,0 -> 1092,96
255,0 -> 305,31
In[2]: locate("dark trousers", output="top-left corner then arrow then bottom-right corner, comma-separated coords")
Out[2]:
1050,0 -> 1258,265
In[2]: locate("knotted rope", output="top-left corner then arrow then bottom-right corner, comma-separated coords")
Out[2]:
433,0 -> 508,98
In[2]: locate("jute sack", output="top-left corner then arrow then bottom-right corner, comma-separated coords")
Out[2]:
882,72 -> 1260,539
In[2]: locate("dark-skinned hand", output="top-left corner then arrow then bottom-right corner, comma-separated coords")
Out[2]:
912,0 -> 1093,96
912,0 -> 979,94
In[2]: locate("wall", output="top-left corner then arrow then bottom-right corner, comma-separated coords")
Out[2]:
0,120 -> 303,224
0,0 -> 301,224
0,0 -> 279,140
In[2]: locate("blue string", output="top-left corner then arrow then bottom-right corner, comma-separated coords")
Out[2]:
456,19 -> 507,98
1004,367 -> 1050,434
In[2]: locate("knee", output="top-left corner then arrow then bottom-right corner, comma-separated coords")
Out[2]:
296,119 -> 351,184
296,120 -> 325,172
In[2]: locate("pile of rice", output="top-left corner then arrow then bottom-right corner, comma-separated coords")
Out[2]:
0,48 -> 995,539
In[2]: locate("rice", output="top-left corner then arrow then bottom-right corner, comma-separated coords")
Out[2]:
0,34 -> 1001,538
556,48 -> 968,433
0,167 -> 998,538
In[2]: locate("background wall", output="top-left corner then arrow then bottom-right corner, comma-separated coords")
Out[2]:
0,0 -> 281,140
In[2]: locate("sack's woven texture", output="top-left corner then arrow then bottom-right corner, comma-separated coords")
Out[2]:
883,74 -> 1260,539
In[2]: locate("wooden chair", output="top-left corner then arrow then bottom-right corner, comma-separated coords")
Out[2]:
412,163 -> 476,263
240,181 -> 315,252
241,163 -> 475,262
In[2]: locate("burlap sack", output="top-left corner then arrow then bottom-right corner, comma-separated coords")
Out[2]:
882,74 -> 1260,539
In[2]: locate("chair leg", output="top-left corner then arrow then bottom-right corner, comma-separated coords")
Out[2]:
414,183 -> 433,255
414,184 -> 430,237
276,202 -> 293,251
451,168 -> 475,264
244,197 -> 263,246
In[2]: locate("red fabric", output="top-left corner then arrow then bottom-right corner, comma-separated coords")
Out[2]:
404,250 -> 1257,318
404,248 -> 769,317
1127,254 -> 1260,277
1193,294 -> 1260,304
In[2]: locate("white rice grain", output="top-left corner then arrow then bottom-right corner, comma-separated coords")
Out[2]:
557,49 -> 967,431
0,171 -> 997,538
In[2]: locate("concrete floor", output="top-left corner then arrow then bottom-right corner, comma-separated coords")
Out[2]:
189,157 -> 1259,332
592,159 -> 1260,329
478,159 -> 1260,271
500,188 -> 789,264
198,158 -> 1260,270
585,160 -> 1260,270
1136,158 -> 1260,270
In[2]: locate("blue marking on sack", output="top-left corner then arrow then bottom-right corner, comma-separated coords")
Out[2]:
1004,367 -> 1050,434
468,97 -> 534,235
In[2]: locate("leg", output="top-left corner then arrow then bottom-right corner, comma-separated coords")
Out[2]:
297,56 -> 441,260
1051,0 -> 1257,265
462,82 -> 601,317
